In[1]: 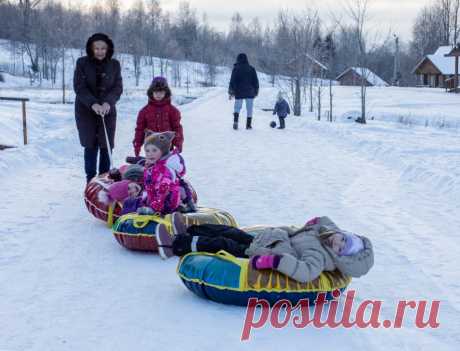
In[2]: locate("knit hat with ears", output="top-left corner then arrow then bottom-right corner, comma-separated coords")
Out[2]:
144,131 -> 176,156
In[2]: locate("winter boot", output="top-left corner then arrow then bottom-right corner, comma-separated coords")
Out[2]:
246,117 -> 253,130
233,113 -> 239,130
156,223 -> 175,259
171,212 -> 189,235
126,156 -> 145,165
278,117 -> 285,129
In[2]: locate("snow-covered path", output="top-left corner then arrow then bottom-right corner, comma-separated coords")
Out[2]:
1,88 -> 459,350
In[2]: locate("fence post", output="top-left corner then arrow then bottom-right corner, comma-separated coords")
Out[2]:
0,96 -> 29,146
22,100 -> 28,145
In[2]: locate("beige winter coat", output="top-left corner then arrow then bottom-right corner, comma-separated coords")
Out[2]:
245,217 -> 374,283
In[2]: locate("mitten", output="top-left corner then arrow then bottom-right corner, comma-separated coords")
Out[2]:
250,255 -> 281,270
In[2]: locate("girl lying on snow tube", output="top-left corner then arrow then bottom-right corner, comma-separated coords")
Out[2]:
157,215 -> 374,306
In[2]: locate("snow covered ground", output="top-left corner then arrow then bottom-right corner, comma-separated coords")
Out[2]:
1,70 -> 460,350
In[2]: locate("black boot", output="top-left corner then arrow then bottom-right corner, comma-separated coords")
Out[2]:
278,117 -> 285,129
99,148 -> 112,175
84,147 -> 98,183
246,117 -> 252,130
233,113 -> 239,130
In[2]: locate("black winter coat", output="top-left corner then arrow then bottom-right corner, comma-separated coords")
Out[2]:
73,33 -> 123,149
228,54 -> 259,99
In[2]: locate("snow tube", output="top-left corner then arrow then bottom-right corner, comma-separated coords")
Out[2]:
84,174 -> 123,225
112,207 -> 238,252
84,172 -> 198,226
177,225 -> 351,306
177,250 -> 351,306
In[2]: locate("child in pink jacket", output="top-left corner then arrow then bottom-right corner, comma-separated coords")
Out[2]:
143,131 -> 185,215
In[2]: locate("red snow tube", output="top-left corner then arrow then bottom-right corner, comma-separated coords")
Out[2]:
84,174 -> 123,224
84,173 -> 199,225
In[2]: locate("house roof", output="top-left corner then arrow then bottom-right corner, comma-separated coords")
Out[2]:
336,67 -> 389,86
285,53 -> 328,71
445,45 -> 460,56
412,46 -> 457,75
304,53 -> 328,71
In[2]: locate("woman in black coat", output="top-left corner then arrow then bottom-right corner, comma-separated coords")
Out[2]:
73,33 -> 123,183
228,53 -> 259,130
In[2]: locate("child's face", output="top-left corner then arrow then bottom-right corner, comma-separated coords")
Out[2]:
128,183 -> 140,197
153,90 -> 166,101
145,144 -> 162,162
326,233 -> 346,255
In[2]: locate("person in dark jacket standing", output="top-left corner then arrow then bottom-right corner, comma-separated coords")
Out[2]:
73,33 -> 123,183
228,53 -> 259,130
272,91 -> 291,129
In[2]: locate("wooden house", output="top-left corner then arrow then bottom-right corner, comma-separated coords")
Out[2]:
412,46 -> 460,89
336,67 -> 389,87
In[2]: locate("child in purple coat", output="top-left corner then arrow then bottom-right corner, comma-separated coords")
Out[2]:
121,182 -> 144,215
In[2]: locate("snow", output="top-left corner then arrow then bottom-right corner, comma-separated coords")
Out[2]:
1,41 -> 460,350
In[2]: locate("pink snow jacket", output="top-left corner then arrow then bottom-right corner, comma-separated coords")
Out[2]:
143,150 -> 185,214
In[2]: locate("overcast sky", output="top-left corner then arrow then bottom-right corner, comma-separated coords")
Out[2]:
80,0 -> 433,41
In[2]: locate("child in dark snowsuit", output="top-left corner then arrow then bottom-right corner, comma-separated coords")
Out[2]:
273,92 -> 290,129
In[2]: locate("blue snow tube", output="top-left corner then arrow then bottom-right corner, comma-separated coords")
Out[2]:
177,250 -> 351,306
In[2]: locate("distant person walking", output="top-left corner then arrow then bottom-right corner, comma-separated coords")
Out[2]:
73,33 -> 123,183
228,53 -> 259,130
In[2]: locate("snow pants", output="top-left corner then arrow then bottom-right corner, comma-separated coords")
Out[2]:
172,224 -> 254,258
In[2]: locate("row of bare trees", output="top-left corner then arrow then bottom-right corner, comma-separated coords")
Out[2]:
0,0 -> 458,121
411,0 -> 460,58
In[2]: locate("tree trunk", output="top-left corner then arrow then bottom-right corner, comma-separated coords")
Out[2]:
359,81 -> 367,124
317,82 -> 321,121
329,79 -> 333,122
134,55 -> 141,87
294,77 -> 301,116
62,48 -> 66,104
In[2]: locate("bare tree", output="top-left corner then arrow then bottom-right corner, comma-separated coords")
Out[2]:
451,0 -> 460,44
0,0 -> 415,93
121,0 -> 146,87
312,34 -> 335,120
18,0 -> 42,81
173,2 -> 198,60
274,10 -> 320,116
344,0 -> 371,124
103,0 -> 121,40
145,0 -> 162,76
